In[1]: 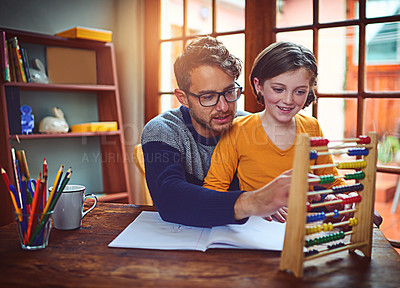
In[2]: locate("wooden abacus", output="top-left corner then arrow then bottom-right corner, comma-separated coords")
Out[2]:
280,132 -> 378,278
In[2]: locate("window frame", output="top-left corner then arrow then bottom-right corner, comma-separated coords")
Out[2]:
144,0 -> 400,175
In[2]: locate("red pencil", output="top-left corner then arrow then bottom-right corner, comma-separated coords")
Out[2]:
26,173 -> 42,245
1,167 -> 11,187
1,168 -> 22,220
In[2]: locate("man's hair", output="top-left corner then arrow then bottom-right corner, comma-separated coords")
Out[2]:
250,41 -> 318,108
174,36 -> 242,92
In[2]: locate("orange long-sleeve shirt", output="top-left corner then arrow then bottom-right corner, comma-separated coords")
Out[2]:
203,113 -> 345,192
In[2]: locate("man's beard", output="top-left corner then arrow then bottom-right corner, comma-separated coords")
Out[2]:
189,109 -> 234,136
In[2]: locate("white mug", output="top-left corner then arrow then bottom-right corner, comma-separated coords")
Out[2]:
52,185 -> 97,230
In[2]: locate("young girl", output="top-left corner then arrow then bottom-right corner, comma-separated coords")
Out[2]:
203,42 -> 346,222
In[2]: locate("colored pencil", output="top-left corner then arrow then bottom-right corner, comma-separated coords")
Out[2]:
28,176 -> 46,245
8,185 -> 23,220
1,168 -> 22,220
31,169 -> 72,245
41,165 -> 63,221
16,150 -> 30,179
49,170 -> 71,212
1,167 -> 11,188
26,173 -> 42,245
11,149 -> 22,208
20,176 -> 28,236
57,168 -> 72,195
42,159 -> 47,210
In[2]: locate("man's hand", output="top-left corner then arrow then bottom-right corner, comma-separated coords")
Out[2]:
234,170 -> 291,221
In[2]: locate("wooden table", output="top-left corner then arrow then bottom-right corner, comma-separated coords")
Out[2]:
0,203 -> 399,287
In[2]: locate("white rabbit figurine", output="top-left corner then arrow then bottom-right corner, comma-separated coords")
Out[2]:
29,58 -> 49,84
39,107 -> 69,133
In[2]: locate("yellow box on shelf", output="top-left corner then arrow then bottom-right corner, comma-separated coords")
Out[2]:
70,122 -> 118,133
56,27 -> 112,42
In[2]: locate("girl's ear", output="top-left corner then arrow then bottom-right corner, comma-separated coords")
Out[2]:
253,77 -> 261,94
175,89 -> 189,108
253,77 -> 265,106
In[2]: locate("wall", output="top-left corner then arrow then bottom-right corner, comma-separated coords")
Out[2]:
0,0 -> 144,202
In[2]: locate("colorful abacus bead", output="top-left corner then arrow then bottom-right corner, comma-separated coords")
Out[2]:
342,195 -> 362,205
322,222 -> 333,232
331,183 -> 364,194
348,217 -> 358,226
310,137 -> 329,146
357,135 -> 371,144
305,231 -> 346,247
327,242 -> 346,250
319,174 -> 335,184
307,212 -> 326,223
310,150 -> 318,160
347,147 -> 369,156
305,249 -> 319,257
306,225 -> 322,235
307,203 -> 311,212
333,209 -> 339,218
344,171 -> 365,180
337,159 -> 367,169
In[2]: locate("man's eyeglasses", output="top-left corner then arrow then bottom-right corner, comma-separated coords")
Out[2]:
184,82 -> 243,107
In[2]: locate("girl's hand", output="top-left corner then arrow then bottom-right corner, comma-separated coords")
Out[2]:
264,206 -> 288,223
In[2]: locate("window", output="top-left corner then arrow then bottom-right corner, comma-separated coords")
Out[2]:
145,0 -> 245,122
145,0 -> 400,189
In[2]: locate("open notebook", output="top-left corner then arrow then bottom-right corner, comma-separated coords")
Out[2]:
108,211 -> 286,252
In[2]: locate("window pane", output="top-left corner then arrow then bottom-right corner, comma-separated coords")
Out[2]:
319,0 -> 353,23
364,98 -> 400,175
317,98 -> 352,141
276,30 -> 313,50
367,21 -> 400,63
366,22 -> 400,92
318,26 -> 359,93
276,0 -> 312,28
366,0 -> 400,18
217,34 -> 245,88
366,22 -> 400,63
216,0 -> 245,33
160,41 -> 183,92
236,94 -> 245,112
187,0 -> 212,36
160,94 -> 181,114
217,34 -> 245,111
161,0 -> 183,39
364,98 -> 400,140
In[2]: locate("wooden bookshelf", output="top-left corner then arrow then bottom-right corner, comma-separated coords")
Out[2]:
0,27 -> 131,226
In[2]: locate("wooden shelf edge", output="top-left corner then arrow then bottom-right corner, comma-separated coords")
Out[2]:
97,192 -> 128,203
377,165 -> 400,175
11,130 -> 121,140
1,27 -> 113,49
3,82 -> 116,92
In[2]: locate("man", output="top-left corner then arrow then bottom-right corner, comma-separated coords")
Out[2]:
141,36 -> 290,227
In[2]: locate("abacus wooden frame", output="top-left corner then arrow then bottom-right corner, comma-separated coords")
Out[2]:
279,132 -> 378,278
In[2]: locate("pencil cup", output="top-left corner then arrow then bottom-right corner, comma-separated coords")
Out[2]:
15,211 -> 53,250
52,185 -> 97,230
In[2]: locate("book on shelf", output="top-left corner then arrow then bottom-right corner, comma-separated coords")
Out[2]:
7,42 -> 16,82
4,36 -> 32,83
20,48 -> 31,83
5,86 -> 21,135
1,31 -> 10,82
9,37 -> 27,82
